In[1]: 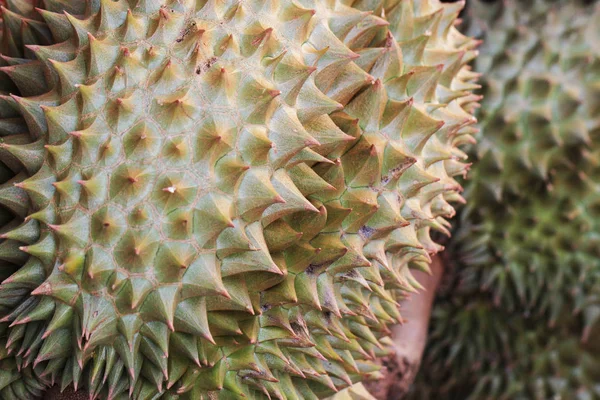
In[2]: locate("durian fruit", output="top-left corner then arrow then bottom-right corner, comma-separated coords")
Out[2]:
0,0 -> 478,399
406,290 -> 522,399
408,286 -> 600,400
408,0 -> 600,398
457,0 -> 600,321
475,324 -> 600,400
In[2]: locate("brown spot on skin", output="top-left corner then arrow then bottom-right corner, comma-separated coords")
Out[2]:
176,21 -> 198,43
196,56 -> 218,74
260,303 -> 271,312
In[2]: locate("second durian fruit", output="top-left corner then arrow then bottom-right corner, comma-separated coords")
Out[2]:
409,0 -> 600,399
461,0 -> 600,322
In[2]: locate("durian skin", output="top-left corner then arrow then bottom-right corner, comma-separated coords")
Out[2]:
329,382 -> 375,400
460,0 -> 600,321
408,1 -> 600,399
409,288 -> 600,400
0,0 -> 478,399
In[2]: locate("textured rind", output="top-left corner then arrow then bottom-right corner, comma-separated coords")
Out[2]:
409,1 -> 600,399
327,382 -> 375,400
0,0 -> 478,399
409,287 -> 600,400
459,0 -> 600,320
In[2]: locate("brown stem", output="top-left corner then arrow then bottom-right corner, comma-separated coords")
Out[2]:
363,255 -> 445,400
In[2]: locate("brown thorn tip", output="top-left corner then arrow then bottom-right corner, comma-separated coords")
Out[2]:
159,7 -> 170,19
274,195 -> 286,204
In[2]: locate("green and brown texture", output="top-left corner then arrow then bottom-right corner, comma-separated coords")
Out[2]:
0,0 -> 479,399
329,382 -> 376,400
363,255 -> 445,400
409,0 -> 600,399
409,285 -> 600,400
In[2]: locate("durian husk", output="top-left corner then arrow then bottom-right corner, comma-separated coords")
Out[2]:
0,0 -> 479,398
409,1 -> 600,399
